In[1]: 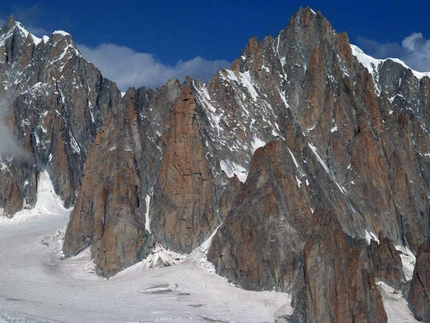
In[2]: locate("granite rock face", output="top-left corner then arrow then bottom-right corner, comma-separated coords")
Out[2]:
63,82 -> 180,276
149,86 -> 218,253
207,7 -> 430,321
208,141 -> 310,293
0,15 -> 120,215
298,209 -> 387,323
63,90 -> 153,277
368,233 -> 406,289
408,243 -> 430,321
2,6 -> 430,321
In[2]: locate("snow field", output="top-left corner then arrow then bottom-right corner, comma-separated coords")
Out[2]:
0,171 -> 293,322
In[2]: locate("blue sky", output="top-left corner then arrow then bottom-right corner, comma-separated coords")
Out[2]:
1,0 -> 430,90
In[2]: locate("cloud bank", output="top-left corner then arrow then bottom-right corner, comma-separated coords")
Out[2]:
78,43 -> 230,91
0,99 -> 27,159
357,32 -> 430,72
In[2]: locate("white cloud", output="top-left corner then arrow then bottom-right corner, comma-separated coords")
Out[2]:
357,32 -> 430,72
0,99 -> 28,159
78,43 -> 230,91
401,32 -> 430,71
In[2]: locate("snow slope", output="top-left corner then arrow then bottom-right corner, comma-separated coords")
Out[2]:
0,207 -> 418,323
0,173 -> 293,323
351,44 -> 430,80
0,169 -> 421,323
0,212 -> 292,322
377,282 -> 419,323
0,170 -> 71,225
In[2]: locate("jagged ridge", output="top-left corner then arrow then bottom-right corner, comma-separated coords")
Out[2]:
1,7 -> 430,322
0,15 -> 120,215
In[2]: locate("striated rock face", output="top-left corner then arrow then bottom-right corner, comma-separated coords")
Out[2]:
208,141 -> 310,292
63,90 -> 154,277
408,243 -> 430,321
206,7 -> 428,321
194,6 -> 430,256
368,234 -> 405,289
4,5 -> 430,321
150,86 -> 218,253
297,209 -> 387,323
0,15 -> 120,216
63,81 -> 181,277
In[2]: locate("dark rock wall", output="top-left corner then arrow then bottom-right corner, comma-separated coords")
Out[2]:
150,86 -> 218,253
298,209 -> 387,323
408,243 -> 430,321
63,82 -> 180,277
2,7 -> 430,321
0,17 -> 120,213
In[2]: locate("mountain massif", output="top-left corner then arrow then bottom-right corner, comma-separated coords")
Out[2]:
1,7 -> 430,322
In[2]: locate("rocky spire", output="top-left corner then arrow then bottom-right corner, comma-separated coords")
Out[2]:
0,13 -> 121,215
2,15 -> 16,32
408,243 -> 430,321
2,6 -> 430,321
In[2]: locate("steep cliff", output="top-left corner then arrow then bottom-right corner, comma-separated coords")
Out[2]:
408,243 -> 430,321
206,7 -> 429,321
149,85 -> 219,253
62,6 -> 430,319
298,209 -> 387,323
2,6 -> 430,321
63,80 -> 180,276
0,15 -> 120,216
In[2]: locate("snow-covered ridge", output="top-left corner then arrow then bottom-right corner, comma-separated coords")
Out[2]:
0,19 -> 42,47
0,18 -> 79,50
52,30 -> 71,37
15,21 -> 43,45
351,44 -> 430,80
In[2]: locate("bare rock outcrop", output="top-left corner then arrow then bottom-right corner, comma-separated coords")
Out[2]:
368,234 -> 405,289
408,243 -> 430,322
208,140 -> 311,292
63,80 -> 181,276
208,7 -> 424,320
63,90 -> 154,277
150,86 -> 218,253
296,209 -> 387,323
0,16 -> 120,215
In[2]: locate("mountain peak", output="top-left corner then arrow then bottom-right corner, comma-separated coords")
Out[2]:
290,6 -> 330,31
47,30 -> 81,58
0,15 -> 18,34
5,15 -> 16,29
0,15 -> 41,46
300,6 -> 318,15
52,30 -> 71,37
1,7 -> 430,322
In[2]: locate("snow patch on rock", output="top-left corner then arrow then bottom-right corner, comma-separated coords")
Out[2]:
396,245 -> 416,281
0,170 -> 70,225
377,281 -> 419,323
220,159 -> 248,183
351,44 -> 430,81
364,230 -> 379,245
